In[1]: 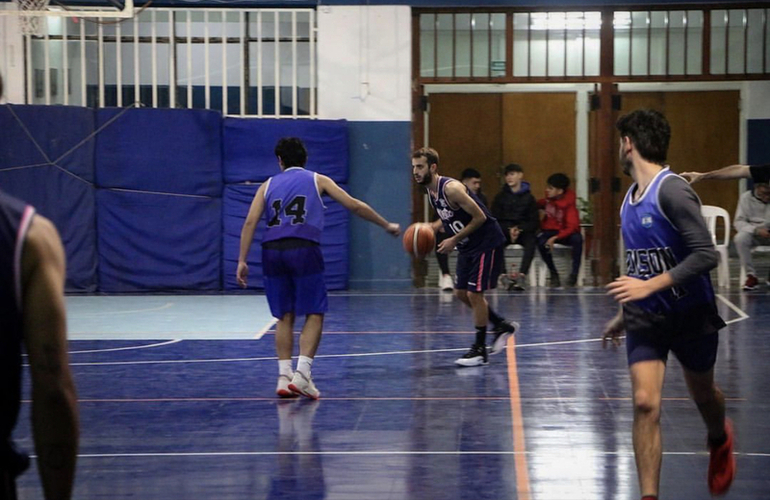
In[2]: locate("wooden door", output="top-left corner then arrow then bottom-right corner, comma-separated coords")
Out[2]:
614,91 -> 740,219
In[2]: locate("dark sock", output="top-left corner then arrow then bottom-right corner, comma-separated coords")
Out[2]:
488,307 -> 504,326
475,326 -> 487,346
641,496 -> 657,500
709,432 -> 727,448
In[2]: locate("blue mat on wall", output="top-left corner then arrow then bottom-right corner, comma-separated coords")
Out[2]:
0,105 -> 97,291
222,183 -> 349,291
223,118 -> 349,184
97,190 -> 222,292
96,108 -> 223,196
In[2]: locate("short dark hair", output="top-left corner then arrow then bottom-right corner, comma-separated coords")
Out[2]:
412,147 -> 439,167
461,168 -> 481,180
504,163 -> 523,174
274,137 -> 308,168
616,109 -> 671,165
547,173 -> 570,190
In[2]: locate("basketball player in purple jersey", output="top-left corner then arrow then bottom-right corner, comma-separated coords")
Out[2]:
1,74 -> 79,500
411,147 -> 518,367
237,137 -> 400,399
602,109 -> 735,499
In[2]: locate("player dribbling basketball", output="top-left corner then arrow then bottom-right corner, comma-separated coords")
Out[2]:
411,147 -> 518,366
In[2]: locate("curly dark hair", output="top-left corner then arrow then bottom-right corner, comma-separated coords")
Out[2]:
616,109 -> 671,165
274,137 -> 308,168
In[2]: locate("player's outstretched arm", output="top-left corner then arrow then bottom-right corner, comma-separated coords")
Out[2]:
316,175 -> 400,236
237,183 -> 268,287
680,164 -> 749,184
21,215 -> 79,500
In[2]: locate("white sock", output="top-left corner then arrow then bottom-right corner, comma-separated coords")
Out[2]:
278,359 -> 293,377
296,355 -> 314,376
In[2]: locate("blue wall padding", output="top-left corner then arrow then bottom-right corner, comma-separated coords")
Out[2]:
97,190 -> 222,292
96,108 -> 223,196
0,104 -> 96,182
222,183 -> 349,291
0,105 -> 98,291
748,119 -> 770,165
0,167 -> 98,292
223,118 -> 349,184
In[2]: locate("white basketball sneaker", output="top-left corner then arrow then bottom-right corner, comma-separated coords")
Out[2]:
288,371 -> 321,400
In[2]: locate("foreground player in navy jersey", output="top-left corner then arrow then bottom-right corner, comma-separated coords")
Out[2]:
602,110 -> 735,499
1,74 -> 79,500
412,147 -> 518,367
238,137 -> 400,399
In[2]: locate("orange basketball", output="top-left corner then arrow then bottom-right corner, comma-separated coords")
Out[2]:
402,223 -> 435,259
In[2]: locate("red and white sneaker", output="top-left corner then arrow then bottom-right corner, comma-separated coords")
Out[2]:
743,274 -> 759,290
288,371 -> 321,400
276,374 -> 298,398
708,418 -> 736,496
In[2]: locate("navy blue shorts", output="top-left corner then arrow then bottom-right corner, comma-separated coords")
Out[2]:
262,244 -> 328,318
455,245 -> 503,292
623,303 -> 725,372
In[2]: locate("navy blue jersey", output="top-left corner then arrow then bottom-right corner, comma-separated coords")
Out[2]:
263,168 -> 326,244
620,168 -> 716,314
0,190 -> 35,471
428,176 -> 505,254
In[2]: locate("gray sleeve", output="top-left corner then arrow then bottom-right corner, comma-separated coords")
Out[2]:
658,176 -> 719,285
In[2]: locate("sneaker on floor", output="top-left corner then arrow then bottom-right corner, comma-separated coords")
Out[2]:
743,274 -> 759,290
455,343 -> 488,367
708,418 -> 736,496
439,274 -> 454,291
498,273 -> 511,290
276,374 -> 298,398
550,274 -> 561,288
489,321 -> 519,355
288,371 -> 321,400
567,274 -> 578,287
508,272 -> 526,291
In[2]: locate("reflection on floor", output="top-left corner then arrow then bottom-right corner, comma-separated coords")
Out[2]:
13,289 -> 770,499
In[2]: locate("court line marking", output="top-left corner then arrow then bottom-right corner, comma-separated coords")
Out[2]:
716,293 -> 749,325
22,396 -> 748,403
30,450 -> 768,459
70,302 -> 175,316
60,339 -> 604,367
506,334 -> 531,500
67,339 -> 182,355
254,318 -> 277,339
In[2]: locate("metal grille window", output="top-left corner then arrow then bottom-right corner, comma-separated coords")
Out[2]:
26,7 -> 317,117
711,8 -> 769,75
613,11 -> 705,77
420,11 -> 602,80
419,12 -> 507,79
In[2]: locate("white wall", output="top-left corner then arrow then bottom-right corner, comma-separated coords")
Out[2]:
0,4 -> 25,103
746,81 -> 770,120
317,5 -> 411,121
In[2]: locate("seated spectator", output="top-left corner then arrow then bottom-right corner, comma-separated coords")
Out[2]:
491,163 -> 538,291
536,173 -> 583,287
734,182 -> 770,290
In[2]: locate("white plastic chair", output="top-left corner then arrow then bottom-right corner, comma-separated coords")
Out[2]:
701,205 -> 731,288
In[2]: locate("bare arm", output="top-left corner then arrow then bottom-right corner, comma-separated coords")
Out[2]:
236,183 -> 267,287
21,215 -> 78,500
680,164 -> 749,184
316,175 -> 400,235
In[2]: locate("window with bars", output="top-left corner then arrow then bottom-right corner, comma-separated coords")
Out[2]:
418,7 -> 770,81
26,8 -> 317,117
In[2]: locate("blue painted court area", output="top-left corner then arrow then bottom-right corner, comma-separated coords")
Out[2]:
12,290 -> 770,499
